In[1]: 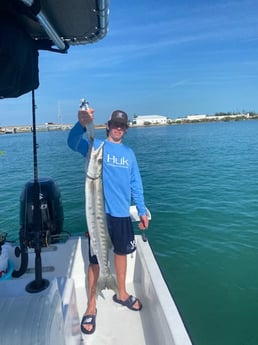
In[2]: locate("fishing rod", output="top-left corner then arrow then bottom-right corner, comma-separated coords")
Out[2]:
13,90 -> 50,293
25,89 -> 50,293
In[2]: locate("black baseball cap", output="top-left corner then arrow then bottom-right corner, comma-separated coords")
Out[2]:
109,110 -> 128,126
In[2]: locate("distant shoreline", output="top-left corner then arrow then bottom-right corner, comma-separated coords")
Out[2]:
1,116 -> 258,134
0,124 -> 106,134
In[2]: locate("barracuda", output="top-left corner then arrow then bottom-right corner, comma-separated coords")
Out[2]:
85,141 -> 117,296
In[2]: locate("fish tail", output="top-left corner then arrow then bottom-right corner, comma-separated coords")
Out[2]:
97,274 -> 117,297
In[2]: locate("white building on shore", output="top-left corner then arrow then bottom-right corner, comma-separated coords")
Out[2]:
186,114 -> 207,121
132,115 -> 168,126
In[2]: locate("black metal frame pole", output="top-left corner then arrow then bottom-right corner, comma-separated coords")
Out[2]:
26,90 -> 49,293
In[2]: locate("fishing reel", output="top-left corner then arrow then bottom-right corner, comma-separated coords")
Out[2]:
80,98 -> 89,110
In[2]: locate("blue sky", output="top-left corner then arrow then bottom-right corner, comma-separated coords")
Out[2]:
1,0 -> 258,125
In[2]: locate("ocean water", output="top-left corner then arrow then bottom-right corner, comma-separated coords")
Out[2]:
1,121 -> 258,345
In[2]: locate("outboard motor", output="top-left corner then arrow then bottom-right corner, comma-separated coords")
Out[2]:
13,177 -> 64,278
20,177 -> 64,247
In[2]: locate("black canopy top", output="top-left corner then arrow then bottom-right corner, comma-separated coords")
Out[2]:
1,0 -> 109,51
0,0 -> 109,98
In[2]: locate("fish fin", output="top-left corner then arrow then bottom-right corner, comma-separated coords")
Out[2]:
97,288 -> 105,299
96,278 -> 107,298
106,274 -> 117,293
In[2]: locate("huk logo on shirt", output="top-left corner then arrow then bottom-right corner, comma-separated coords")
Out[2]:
107,154 -> 129,168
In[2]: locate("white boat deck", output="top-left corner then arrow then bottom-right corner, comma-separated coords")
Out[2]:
0,236 -> 192,345
78,286 -> 145,345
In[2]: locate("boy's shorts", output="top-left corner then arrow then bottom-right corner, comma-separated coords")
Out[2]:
88,214 -> 136,264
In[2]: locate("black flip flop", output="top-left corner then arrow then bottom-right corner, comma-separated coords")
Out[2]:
81,311 -> 97,334
113,294 -> 142,311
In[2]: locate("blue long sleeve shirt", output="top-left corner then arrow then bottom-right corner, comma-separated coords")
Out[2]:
67,122 -> 146,217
